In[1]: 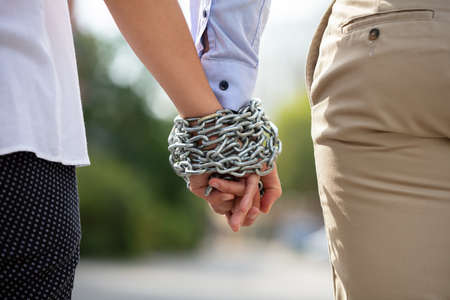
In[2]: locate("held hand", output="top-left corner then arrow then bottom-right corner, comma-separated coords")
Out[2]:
189,163 -> 281,232
210,164 -> 282,231
209,174 -> 261,232
189,173 -> 236,215
188,173 -> 261,232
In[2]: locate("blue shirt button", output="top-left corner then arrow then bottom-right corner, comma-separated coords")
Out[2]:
219,80 -> 229,91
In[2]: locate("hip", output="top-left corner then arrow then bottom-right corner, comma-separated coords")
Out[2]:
306,0 -> 450,140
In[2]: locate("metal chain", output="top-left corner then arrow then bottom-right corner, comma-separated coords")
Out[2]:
168,99 -> 282,195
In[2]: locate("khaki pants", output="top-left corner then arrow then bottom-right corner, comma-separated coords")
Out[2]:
306,0 -> 450,299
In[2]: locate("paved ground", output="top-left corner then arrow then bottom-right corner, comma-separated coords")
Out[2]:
73,236 -> 333,300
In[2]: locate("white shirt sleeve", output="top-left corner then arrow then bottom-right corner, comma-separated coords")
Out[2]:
189,0 -> 271,111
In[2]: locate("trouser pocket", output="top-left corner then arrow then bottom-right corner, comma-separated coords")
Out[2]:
341,8 -> 434,33
305,0 -> 336,105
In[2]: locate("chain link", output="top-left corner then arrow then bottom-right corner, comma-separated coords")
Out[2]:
168,99 -> 282,195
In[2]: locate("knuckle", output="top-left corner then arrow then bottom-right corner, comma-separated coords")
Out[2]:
240,206 -> 249,214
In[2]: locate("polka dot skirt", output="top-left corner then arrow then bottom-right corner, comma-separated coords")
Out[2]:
0,152 -> 81,300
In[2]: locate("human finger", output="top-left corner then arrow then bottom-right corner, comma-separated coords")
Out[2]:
208,199 -> 234,215
205,190 -> 235,206
259,164 -> 282,214
238,174 -> 260,216
230,174 -> 259,231
242,206 -> 260,227
208,177 -> 246,197
225,210 -> 234,230
242,189 -> 261,227
188,173 -> 211,198
189,174 -> 237,211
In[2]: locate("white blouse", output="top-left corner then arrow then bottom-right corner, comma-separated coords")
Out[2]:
0,0 -> 90,167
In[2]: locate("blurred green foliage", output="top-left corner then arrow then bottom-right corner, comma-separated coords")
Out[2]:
275,94 -> 318,195
74,32 -> 207,258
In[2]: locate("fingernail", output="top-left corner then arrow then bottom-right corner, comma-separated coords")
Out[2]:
210,182 -> 219,188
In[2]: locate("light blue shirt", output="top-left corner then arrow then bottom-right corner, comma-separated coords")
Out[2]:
190,0 -> 271,111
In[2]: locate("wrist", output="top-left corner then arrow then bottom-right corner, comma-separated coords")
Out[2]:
177,92 -> 222,119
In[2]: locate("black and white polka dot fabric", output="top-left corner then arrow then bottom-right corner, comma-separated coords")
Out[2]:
0,152 -> 81,300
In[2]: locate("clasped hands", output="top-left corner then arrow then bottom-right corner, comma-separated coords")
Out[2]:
189,163 -> 282,232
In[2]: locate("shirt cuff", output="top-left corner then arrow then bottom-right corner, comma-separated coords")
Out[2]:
201,58 -> 257,111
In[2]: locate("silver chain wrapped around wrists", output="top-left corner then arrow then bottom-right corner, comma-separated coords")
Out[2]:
168,98 -> 282,195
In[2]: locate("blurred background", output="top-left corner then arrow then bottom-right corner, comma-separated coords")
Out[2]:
70,1 -> 333,299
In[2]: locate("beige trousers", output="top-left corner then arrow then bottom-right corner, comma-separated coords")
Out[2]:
306,0 -> 450,299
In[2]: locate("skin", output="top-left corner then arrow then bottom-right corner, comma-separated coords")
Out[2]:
104,0 -> 220,118
209,163 -> 282,230
103,0 -> 282,231
189,174 -> 262,232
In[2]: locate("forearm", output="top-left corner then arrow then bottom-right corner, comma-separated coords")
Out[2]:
104,0 -> 221,118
